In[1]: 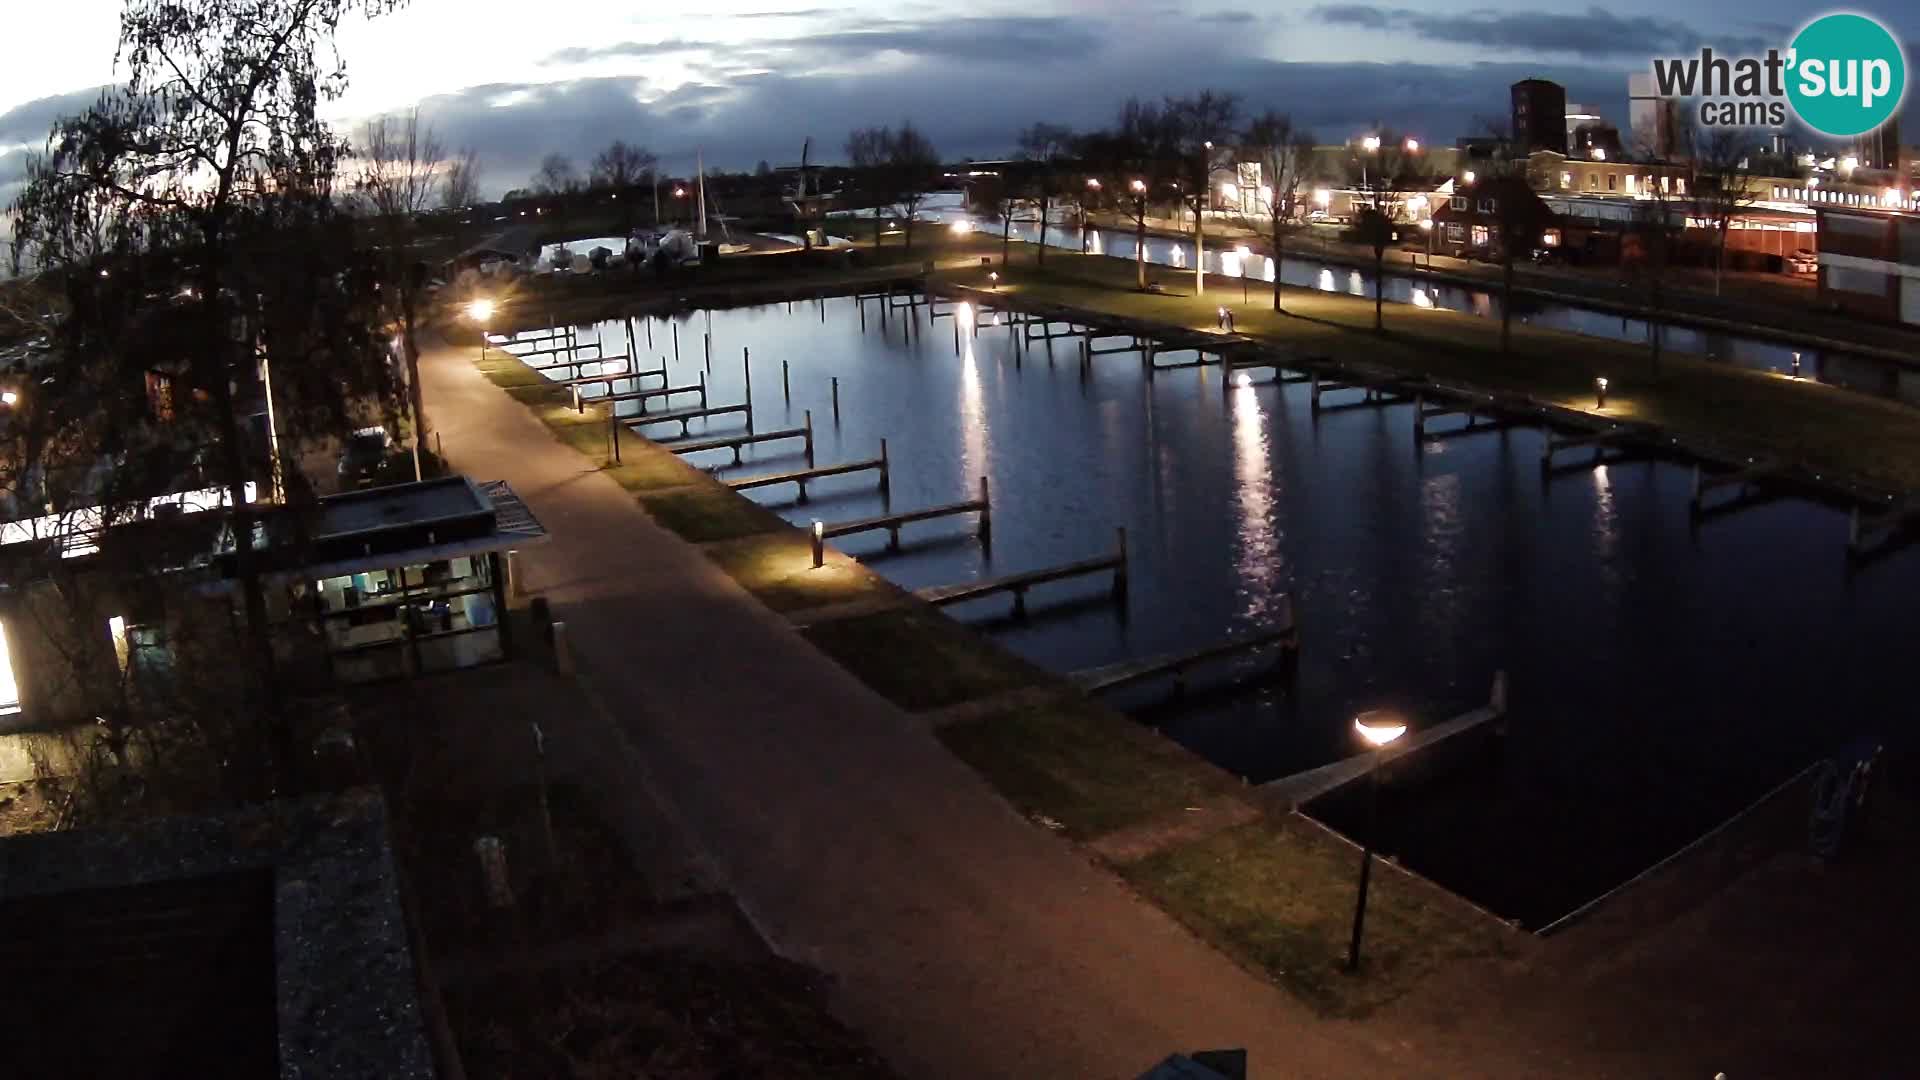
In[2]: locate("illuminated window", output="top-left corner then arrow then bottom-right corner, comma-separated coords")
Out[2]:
0,620 -> 19,715
1471,225 -> 1490,246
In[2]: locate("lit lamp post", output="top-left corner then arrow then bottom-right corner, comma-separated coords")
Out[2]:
466,299 -> 495,363
1084,178 -> 1101,252
811,520 -> 825,568
989,271 -> 999,291
1349,708 -> 1408,972
1595,376 -> 1610,409
1360,134 -> 1380,188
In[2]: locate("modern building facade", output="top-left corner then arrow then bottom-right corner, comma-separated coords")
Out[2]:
1627,72 -> 1681,160
1512,79 -> 1568,156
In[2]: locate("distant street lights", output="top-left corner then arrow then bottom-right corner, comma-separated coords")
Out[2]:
1348,709 -> 1408,972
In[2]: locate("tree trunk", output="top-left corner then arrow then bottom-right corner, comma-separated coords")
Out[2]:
1002,209 -> 1012,266
1272,219 -> 1285,313
1036,194 -> 1049,266
1373,247 -> 1385,331
904,210 -> 915,252
403,306 -> 426,480
1500,251 -> 1514,354
873,204 -> 883,247
1193,203 -> 1205,296
1136,213 -> 1148,290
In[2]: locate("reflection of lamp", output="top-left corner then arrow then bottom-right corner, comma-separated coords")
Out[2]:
1348,709 -> 1408,972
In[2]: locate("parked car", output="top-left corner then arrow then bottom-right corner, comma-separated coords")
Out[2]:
337,427 -> 393,489
1788,249 -> 1819,274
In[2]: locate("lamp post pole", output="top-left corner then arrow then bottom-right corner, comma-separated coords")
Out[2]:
1348,709 -> 1407,972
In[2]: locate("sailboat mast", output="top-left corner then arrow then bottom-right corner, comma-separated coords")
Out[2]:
696,150 -> 708,241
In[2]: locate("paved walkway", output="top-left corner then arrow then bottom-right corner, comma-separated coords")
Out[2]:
420,337 -> 1402,1078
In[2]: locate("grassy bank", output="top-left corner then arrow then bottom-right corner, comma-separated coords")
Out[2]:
470,318 -> 1521,1019
936,252 -> 1920,493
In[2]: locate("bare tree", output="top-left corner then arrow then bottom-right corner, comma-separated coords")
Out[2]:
1089,99 -> 1177,291
888,122 -> 940,252
1235,111 -> 1314,313
1690,129 -> 1758,296
7,0 -> 405,801
1628,174 -> 1686,375
1165,91 -> 1240,296
845,126 -> 893,247
533,153 -> 578,195
590,141 -> 655,231
441,146 -> 481,208
1348,131 -> 1428,331
1016,123 -> 1074,265
1463,121 -> 1556,355
353,108 -> 443,480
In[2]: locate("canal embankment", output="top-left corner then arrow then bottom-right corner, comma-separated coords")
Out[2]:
926,252 -> 1920,497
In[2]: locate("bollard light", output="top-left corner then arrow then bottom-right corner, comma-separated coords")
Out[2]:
989,271 -> 999,290
811,520 -> 825,568
1354,709 -> 1408,748
0,390 -> 16,406
1595,376 -> 1609,409
1791,351 -> 1802,377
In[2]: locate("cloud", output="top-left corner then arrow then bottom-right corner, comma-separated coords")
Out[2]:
1196,10 -> 1258,24
1308,5 -> 1769,56
0,85 -> 114,150
540,15 -> 1104,69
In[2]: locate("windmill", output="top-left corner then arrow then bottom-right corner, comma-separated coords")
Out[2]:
779,137 -> 832,249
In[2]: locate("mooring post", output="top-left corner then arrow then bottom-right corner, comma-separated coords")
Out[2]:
978,475 -> 992,542
1144,339 -> 1155,373
953,315 -> 960,354
646,314 -> 653,348
704,331 -> 712,373
782,360 -> 791,403
1113,526 -> 1130,600
552,620 -> 573,675
860,300 -> 867,332
878,438 -> 890,494
572,383 -> 582,414
699,370 -> 707,409
625,316 -> 636,361
608,407 -> 622,464
1311,372 -> 1322,413
1848,507 -> 1862,551
672,321 -> 679,366
506,549 -> 522,600
743,346 -> 752,412
831,377 -> 841,424
804,410 -> 816,467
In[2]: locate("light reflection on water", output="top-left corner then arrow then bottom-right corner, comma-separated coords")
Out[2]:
513,297 -> 1920,925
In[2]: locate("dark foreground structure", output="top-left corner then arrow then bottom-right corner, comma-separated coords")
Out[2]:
0,791 -> 434,1078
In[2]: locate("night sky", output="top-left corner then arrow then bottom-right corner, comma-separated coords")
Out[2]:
2,1 -> 1915,201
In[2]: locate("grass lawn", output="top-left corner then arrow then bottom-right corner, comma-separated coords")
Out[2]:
950,251 -> 1920,492
701,531 -> 898,613
799,606 -> 1048,712
1122,816 -> 1516,1018
937,696 -> 1237,840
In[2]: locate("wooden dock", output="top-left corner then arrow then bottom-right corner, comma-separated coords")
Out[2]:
1689,459 -> 1784,514
1848,491 -> 1920,558
545,358 -> 637,388
1072,602 -> 1298,696
821,477 -> 990,550
725,440 -> 888,503
513,340 -> 600,361
1311,375 -> 1411,413
626,402 -> 752,438
916,528 -> 1127,618
597,380 -> 702,413
1540,427 -> 1634,470
1412,391 -> 1505,438
1262,672 -> 1508,809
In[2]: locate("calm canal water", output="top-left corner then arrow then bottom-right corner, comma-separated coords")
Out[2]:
513,297 -> 1920,926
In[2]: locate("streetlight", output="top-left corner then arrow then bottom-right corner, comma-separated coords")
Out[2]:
1463,170 -> 1476,185
1348,709 -> 1408,972
466,298 -> 494,362
1360,136 -> 1380,187
1404,137 -> 1420,153
1,390 -> 17,407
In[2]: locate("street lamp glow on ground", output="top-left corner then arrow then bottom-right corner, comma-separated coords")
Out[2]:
1348,709 -> 1408,972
